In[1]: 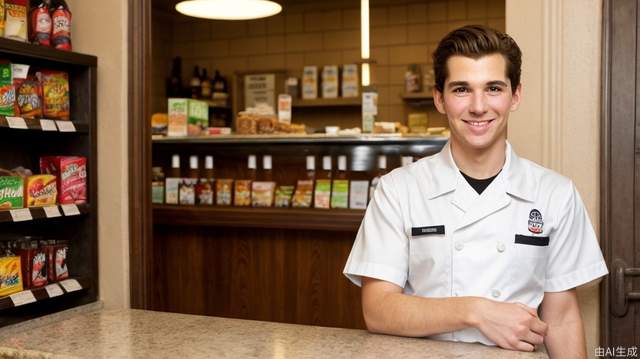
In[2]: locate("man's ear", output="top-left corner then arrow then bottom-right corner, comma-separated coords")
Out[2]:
433,87 -> 446,115
510,83 -> 523,111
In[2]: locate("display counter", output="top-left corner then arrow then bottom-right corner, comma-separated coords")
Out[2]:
0,309 -> 548,358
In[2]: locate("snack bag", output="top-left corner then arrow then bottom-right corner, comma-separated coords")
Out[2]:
215,179 -> 233,206
313,179 -> 331,209
38,70 -> 70,120
274,185 -> 294,208
291,180 -> 313,208
330,179 -> 349,209
0,176 -> 24,209
4,0 -> 27,42
39,156 -> 86,204
233,180 -> 251,206
25,174 -> 57,207
47,241 -> 68,282
251,181 -> 275,207
0,63 -> 15,116
0,255 -> 23,296
16,77 -> 43,118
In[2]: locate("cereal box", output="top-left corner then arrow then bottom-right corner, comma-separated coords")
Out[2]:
25,174 -> 57,207
39,156 -> 86,204
0,176 -> 23,209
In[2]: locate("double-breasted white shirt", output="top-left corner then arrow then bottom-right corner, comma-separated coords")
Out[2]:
343,141 -> 608,345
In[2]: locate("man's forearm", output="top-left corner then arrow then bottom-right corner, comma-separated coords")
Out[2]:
544,318 -> 587,359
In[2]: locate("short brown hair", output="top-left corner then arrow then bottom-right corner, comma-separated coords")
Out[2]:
432,25 -> 522,94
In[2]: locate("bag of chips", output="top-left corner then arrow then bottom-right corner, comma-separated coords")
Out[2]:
38,70 -> 70,120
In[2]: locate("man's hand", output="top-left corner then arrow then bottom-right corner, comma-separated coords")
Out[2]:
471,299 -> 549,352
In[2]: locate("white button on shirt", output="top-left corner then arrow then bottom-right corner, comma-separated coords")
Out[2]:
343,141 -> 608,346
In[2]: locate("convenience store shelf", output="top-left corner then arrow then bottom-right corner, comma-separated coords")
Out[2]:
0,116 -> 89,133
0,203 -> 90,223
0,277 -> 90,311
0,37 -> 96,66
153,205 -> 365,232
292,97 -> 361,108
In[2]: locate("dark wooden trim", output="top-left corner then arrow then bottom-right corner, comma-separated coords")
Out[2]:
0,204 -> 90,223
0,277 -> 91,311
153,205 -> 364,232
128,0 -> 153,309
0,37 -> 96,66
600,0 -> 611,349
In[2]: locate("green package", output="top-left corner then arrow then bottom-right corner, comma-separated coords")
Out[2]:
188,99 -> 208,132
274,185 -> 294,208
0,63 -> 15,116
314,179 -> 331,209
0,176 -> 24,209
330,180 -> 349,209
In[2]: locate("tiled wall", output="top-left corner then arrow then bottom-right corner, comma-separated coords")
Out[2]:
152,0 -> 505,129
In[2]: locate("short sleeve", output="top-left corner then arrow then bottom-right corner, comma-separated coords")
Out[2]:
343,174 -> 409,288
544,181 -> 608,292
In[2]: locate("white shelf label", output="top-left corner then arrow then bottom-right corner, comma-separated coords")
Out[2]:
43,205 -> 62,218
45,284 -> 64,298
10,290 -> 36,307
59,279 -> 82,293
60,204 -> 80,216
40,119 -> 57,131
6,116 -> 27,129
56,120 -> 76,132
10,208 -> 32,222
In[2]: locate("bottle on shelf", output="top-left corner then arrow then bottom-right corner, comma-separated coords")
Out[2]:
166,56 -> 183,98
369,155 -> 388,201
196,155 -> 214,205
314,156 -> 332,209
190,66 -> 202,99
151,167 -> 165,204
30,0 -> 52,46
200,68 -> 212,99
165,154 -> 181,205
331,155 -> 349,209
252,155 -> 275,207
292,155 -> 315,208
234,154 -> 256,206
50,0 -> 72,51
212,70 -> 228,100
261,155 -> 273,182
179,155 -> 198,205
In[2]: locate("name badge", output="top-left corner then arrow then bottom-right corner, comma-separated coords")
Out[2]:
411,225 -> 445,236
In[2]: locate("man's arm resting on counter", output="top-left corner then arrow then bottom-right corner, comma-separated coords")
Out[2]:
539,289 -> 587,359
361,276 -> 548,351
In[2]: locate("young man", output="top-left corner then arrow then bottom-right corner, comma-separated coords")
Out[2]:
343,25 -> 607,357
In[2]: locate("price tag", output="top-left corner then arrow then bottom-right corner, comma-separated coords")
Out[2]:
59,279 -> 82,293
6,116 -> 27,129
43,205 -> 62,218
40,119 -> 57,131
56,120 -> 76,132
60,204 -> 80,216
45,284 -> 64,298
9,291 -> 36,307
10,208 -> 32,222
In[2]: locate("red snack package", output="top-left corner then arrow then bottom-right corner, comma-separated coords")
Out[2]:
16,77 -> 44,119
18,238 -> 48,288
50,0 -> 71,51
45,240 -> 68,282
30,0 -> 52,46
39,156 -> 86,204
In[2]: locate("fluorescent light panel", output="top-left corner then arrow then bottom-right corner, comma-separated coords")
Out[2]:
176,0 -> 282,20
360,0 -> 370,59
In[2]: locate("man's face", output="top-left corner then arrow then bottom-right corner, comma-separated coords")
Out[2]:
433,54 -> 522,153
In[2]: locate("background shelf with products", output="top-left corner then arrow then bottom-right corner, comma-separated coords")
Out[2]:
0,38 -> 97,328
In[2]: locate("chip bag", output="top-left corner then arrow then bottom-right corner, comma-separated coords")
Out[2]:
38,70 -> 70,120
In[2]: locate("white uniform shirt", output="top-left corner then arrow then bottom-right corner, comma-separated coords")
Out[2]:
343,141 -> 608,345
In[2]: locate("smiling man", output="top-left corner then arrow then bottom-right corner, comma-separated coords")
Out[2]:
343,25 -> 607,358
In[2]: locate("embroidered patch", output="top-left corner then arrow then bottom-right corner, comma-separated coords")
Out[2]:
528,209 -> 543,234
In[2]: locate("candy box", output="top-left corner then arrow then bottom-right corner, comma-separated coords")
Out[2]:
25,174 -> 57,207
0,176 -> 24,209
0,255 -> 23,296
39,156 -> 86,204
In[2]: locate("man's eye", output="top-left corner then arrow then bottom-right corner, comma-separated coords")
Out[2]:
452,87 -> 468,93
487,86 -> 502,92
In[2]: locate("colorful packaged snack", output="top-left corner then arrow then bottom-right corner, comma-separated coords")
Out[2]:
291,180 -> 313,208
274,185 -> 294,208
25,174 -> 57,207
313,179 -> 331,209
251,181 -> 275,207
29,0 -> 51,46
39,156 -> 86,204
16,78 -> 43,119
330,179 -> 349,209
215,179 -> 233,206
0,63 -> 15,116
0,255 -> 23,296
38,70 -> 70,120
45,240 -> 68,282
50,0 -> 71,51
18,238 -> 47,288
4,0 -> 27,42
233,180 -> 252,207
0,176 -> 24,209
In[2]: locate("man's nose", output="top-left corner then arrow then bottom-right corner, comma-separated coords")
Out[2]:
469,92 -> 488,115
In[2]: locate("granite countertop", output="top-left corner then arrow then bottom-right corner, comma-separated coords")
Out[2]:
0,309 -> 548,359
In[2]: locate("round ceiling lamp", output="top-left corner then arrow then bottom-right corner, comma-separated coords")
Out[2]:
175,0 -> 282,20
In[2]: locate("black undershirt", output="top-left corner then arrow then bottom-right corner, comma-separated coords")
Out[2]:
460,170 -> 501,195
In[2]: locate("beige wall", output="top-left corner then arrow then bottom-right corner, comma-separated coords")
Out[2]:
66,0 -> 130,309
507,0 -> 603,357
155,0 -> 505,129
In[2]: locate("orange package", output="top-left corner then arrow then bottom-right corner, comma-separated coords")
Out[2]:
25,174 -> 57,207
38,70 -> 70,120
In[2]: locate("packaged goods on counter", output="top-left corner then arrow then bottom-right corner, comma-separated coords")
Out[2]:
313,179 -> 331,209
29,0 -> 51,46
16,76 -> 43,119
38,70 -> 70,120
0,63 -> 15,116
0,242 -> 23,296
167,98 -> 208,137
178,178 -> 196,205
151,113 -> 168,137
291,180 -> 313,208
302,66 -> 318,99
330,180 -> 349,209
215,179 -> 233,206
408,113 -> 428,134
4,0 -> 27,42
349,180 -> 369,209
25,174 -> 57,207
50,0 -> 71,51
342,64 -> 359,98
40,156 -> 86,204
251,181 -> 275,207
234,180 -> 252,206
0,175 -> 24,209
322,65 -> 338,99
277,94 -> 291,124
361,90 -> 377,133
18,237 -> 47,288
274,185 -> 294,208
45,240 -> 68,282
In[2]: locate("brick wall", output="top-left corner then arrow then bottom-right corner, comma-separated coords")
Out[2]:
152,0 -> 505,130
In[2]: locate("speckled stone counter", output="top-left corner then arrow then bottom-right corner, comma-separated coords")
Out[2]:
0,309 -> 548,358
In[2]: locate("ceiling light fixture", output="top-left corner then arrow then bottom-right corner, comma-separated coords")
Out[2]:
175,0 -> 282,20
